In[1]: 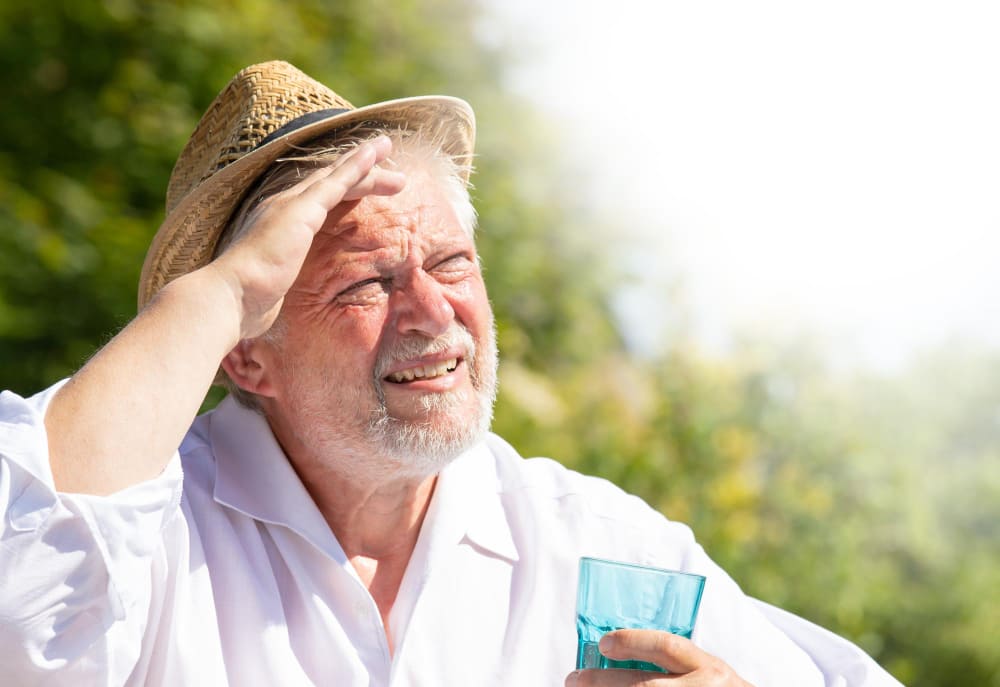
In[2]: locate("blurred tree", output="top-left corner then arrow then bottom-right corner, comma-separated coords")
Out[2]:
0,0 -> 623,395
499,335 -> 1000,686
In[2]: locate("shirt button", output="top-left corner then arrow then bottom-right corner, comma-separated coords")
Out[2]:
354,601 -> 369,616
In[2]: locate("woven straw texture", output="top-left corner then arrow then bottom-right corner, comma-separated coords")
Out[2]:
137,60 -> 475,310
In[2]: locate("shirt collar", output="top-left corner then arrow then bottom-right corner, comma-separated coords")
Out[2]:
208,395 -> 518,563
429,439 -> 520,563
208,396 -> 345,562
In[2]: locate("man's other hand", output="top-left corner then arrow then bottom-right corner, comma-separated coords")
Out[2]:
565,629 -> 754,686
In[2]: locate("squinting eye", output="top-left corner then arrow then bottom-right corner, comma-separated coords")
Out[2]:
346,278 -> 381,293
336,277 -> 389,301
433,253 -> 473,271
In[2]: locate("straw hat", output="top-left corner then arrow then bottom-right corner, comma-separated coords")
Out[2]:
137,60 -> 476,310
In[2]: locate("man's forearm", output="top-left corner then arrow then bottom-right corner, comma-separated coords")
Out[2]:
44,137 -> 400,496
45,266 -> 241,495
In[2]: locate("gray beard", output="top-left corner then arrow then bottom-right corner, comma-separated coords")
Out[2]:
270,321 -> 499,485
365,324 -> 498,479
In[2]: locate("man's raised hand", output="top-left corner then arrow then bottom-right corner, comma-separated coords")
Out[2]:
209,135 -> 405,340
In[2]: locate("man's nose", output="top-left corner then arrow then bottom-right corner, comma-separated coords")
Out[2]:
391,270 -> 455,337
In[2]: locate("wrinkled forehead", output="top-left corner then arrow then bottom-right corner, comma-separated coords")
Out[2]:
311,177 -> 473,260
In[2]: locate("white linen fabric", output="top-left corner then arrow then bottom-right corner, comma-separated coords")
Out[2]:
0,383 -> 903,686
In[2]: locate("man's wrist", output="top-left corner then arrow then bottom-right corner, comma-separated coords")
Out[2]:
153,266 -> 245,353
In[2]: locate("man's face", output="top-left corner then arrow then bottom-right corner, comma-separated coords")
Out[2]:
256,168 -> 497,479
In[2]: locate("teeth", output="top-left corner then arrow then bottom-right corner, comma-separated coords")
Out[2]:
387,358 -> 458,383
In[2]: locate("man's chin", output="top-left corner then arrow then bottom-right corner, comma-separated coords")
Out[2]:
372,414 -> 482,450
382,385 -> 473,412
365,375 -> 497,476
367,404 -> 488,472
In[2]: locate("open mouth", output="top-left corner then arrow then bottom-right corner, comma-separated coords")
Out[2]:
384,358 -> 460,384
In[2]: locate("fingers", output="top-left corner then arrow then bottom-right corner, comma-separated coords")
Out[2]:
295,135 -> 406,209
568,630 -> 747,686
565,668 -> 666,687
599,630 -> 703,674
341,165 -> 407,200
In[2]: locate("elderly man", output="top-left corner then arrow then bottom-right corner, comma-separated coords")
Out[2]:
0,62 -> 900,686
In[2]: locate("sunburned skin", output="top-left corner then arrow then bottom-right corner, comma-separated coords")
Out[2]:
244,162 -> 496,485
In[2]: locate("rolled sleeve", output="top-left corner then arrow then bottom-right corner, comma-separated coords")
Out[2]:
0,382 -> 183,683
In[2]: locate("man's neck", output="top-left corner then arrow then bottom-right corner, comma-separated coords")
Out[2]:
266,410 -> 439,653
299,461 -> 438,655
307,468 -> 437,561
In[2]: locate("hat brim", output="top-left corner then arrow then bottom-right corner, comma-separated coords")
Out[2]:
137,95 -> 475,310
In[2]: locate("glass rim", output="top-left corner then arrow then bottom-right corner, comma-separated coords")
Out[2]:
579,556 -> 707,583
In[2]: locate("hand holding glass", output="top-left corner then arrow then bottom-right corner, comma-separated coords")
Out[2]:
575,557 -> 706,672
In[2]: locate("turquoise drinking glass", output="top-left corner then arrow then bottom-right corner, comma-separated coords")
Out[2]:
575,557 -> 706,672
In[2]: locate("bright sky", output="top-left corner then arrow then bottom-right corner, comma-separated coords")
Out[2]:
486,0 -> 1000,369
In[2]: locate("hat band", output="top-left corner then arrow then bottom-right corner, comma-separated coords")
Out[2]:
256,107 -> 351,148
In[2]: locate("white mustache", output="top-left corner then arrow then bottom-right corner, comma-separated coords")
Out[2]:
373,326 -> 476,382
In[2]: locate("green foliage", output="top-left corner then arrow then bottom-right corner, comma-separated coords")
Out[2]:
496,337 -> 1000,686
0,0 -> 615,393
1,2 -> 997,686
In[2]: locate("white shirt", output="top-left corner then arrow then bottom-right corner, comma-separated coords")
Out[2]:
0,383 -> 902,686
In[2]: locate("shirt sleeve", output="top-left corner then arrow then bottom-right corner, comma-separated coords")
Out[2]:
655,524 -> 900,687
642,522 -> 830,685
751,599 -> 904,687
0,382 -> 184,685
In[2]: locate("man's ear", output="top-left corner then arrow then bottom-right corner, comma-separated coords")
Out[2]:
220,339 -> 278,398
